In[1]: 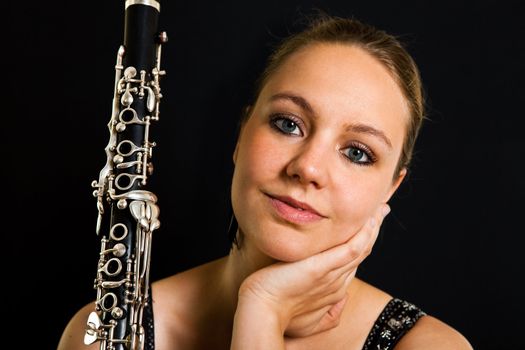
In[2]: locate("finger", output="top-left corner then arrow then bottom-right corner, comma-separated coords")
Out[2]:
326,293 -> 348,322
302,204 -> 391,278
342,203 -> 391,263
360,203 -> 391,256
285,293 -> 347,338
328,204 -> 391,275
324,267 -> 356,294
313,293 -> 349,334
310,269 -> 355,310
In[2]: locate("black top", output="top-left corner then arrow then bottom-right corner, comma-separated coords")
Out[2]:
144,297 -> 155,350
362,298 -> 426,349
143,297 -> 425,349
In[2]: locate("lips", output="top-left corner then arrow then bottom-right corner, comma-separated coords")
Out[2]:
266,193 -> 326,224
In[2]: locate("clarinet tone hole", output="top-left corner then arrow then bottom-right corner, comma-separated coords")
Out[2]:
116,140 -> 135,157
100,292 -> 118,312
115,173 -> 132,190
119,108 -> 137,124
99,257 -> 122,276
110,223 -> 128,241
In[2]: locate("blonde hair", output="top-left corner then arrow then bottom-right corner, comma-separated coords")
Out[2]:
229,14 -> 426,247
243,14 -> 425,176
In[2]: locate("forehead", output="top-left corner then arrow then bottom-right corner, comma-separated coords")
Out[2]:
259,43 -> 409,147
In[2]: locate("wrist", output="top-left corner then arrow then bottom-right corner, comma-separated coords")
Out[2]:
230,295 -> 286,349
236,294 -> 286,333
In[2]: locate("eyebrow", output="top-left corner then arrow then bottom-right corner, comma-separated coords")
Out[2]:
269,92 -> 315,115
269,92 -> 393,149
345,123 -> 393,149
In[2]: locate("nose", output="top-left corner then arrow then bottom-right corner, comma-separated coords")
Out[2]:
285,140 -> 329,189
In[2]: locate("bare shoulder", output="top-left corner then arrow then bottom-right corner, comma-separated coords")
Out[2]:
350,279 -> 473,350
57,302 -> 99,350
151,257 -> 225,320
394,315 -> 473,350
150,257 -> 227,349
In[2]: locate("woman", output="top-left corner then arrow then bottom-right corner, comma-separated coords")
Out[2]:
58,14 -> 473,350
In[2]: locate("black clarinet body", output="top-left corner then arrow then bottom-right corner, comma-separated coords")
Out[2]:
84,1 -> 166,349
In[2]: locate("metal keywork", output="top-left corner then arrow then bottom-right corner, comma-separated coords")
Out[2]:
86,1 -> 166,348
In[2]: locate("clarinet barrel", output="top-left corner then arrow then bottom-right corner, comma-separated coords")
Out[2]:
85,1 -> 166,349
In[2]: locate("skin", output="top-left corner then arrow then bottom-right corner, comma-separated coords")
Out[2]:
231,42 -> 408,264
57,43 -> 473,350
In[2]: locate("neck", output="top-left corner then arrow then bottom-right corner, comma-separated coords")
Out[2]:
208,231 -> 367,347
218,231 -> 278,316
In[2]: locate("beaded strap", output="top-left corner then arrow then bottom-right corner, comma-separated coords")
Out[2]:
362,298 -> 426,350
144,295 -> 155,350
142,296 -> 425,350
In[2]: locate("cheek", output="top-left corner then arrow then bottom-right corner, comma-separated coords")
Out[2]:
231,127 -> 281,220
235,128 -> 285,189
328,178 -> 385,244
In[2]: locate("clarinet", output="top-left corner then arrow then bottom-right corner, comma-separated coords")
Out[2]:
84,1 -> 166,349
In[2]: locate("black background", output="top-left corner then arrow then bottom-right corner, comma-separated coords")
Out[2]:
5,1 -> 523,349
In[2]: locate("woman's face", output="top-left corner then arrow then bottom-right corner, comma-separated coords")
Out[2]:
231,43 -> 409,262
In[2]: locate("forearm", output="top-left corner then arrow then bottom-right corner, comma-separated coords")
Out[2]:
230,298 -> 286,350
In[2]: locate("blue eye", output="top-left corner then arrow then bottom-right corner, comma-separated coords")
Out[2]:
342,144 -> 376,165
271,115 -> 303,136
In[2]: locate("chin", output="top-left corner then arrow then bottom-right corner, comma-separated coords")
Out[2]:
261,245 -> 309,263
252,227 -> 324,263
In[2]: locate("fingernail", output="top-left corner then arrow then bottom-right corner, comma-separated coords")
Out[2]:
382,204 -> 391,217
369,217 -> 377,228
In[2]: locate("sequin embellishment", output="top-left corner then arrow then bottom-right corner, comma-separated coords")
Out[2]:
362,298 -> 426,350
144,295 -> 155,350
